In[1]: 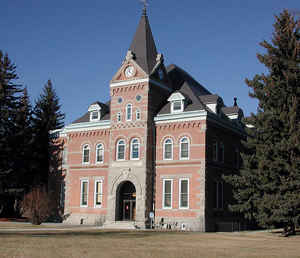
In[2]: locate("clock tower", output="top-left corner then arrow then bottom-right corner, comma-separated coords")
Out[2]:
105,7 -> 172,227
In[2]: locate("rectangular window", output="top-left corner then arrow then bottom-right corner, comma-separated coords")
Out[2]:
91,111 -> 99,120
163,179 -> 173,209
179,179 -> 189,209
214,181 -> 223,209
80,180 -> 88,207
117,146 -> 125,160
94,180 -> 103,207
117,112 -> 121,122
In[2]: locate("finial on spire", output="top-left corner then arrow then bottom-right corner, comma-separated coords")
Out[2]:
140,0 -> 148,16
234,97 -> 238,106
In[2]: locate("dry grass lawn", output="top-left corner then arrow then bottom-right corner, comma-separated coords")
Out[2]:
0,228 -> 299,258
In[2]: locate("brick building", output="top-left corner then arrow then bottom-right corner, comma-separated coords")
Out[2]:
56,8 -> 246,231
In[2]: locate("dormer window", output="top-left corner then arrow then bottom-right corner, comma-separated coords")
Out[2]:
88,103 -> 101,122
172,100 -> 183,112
91,111 -> 99,120
167,92 -> 186,114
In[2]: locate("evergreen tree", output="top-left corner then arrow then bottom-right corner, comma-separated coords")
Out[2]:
32,80 -> 65,186
0,51 -> 22,192
224,10 -> 300,235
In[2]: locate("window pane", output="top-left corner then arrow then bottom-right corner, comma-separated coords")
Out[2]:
181,142 -> 189,158
83,148 -> 89,163
164,142 -> 172,159
95,181 -> 102,206
180,180 -> 188,208
92,111 -> 99,120
118,145 -> 125,159
173,100 -> 182,111
164,180 -> 172,208
127,104 -> 132,120
131,140 -> 139,159
81,182 -> 88,205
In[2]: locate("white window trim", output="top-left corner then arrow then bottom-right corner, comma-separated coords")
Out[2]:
126,103 -> 132,121
82,144 -> 90,164
136,109 -> 141,120
163,138 -> 173,160
95,143 -> 104,164
80,179 -> 89,207
94,180 -> 103,208
130,138 -> 140,160
179,137 -> 190,160
116,139 -> 126,161
162,179 -> 173,209
179,178 -> 189,209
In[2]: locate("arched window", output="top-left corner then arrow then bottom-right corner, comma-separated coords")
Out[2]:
126,104 -> 132,121
96,144 -> 104,163
180,137 -> 190,160
212,140 -> 218,161
163,138 -> 173,160
116,139 -> 125,161
82,144 -> 90,164
136,109 -> 141,120
130,138 -> 140,160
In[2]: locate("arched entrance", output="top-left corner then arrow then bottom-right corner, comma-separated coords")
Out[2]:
115,181 -> 136,221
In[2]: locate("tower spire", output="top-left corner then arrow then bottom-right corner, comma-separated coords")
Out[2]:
129,1 -> 158,75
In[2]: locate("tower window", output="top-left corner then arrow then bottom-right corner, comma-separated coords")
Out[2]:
126,104 -> 132,121
136,109 -> 141,120
116,139 -> 125,161
117,112 -> 121,122
130,138 -> 140,160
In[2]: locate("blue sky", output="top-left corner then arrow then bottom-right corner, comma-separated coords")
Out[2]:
1,0 -> 298,124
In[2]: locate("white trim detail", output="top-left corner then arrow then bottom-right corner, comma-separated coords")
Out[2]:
80,179 -> 89,207
110,78 -> 172,92
154,110 -> 207,124
179,178 -> 189,209
163,179 -> 173,209
64,120 -> 111,133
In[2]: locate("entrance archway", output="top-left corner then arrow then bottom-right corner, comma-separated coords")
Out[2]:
115,181 -> 136,221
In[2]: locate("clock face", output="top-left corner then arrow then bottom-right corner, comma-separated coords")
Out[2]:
125,66 -> 135,78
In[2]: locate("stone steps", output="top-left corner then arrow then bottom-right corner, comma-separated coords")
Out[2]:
103,221 -> 137,230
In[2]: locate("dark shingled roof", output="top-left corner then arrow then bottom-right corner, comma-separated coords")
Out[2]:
199,94 -> 219,104
222,106 -> 240,115
129,10 -> 158,74
72,101 -> 110,124
157,65 -> 210,115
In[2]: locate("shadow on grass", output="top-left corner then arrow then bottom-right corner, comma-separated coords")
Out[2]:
0,230 -> 189,239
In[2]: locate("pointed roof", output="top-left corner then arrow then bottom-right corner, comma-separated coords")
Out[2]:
129,8 -> 158,74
